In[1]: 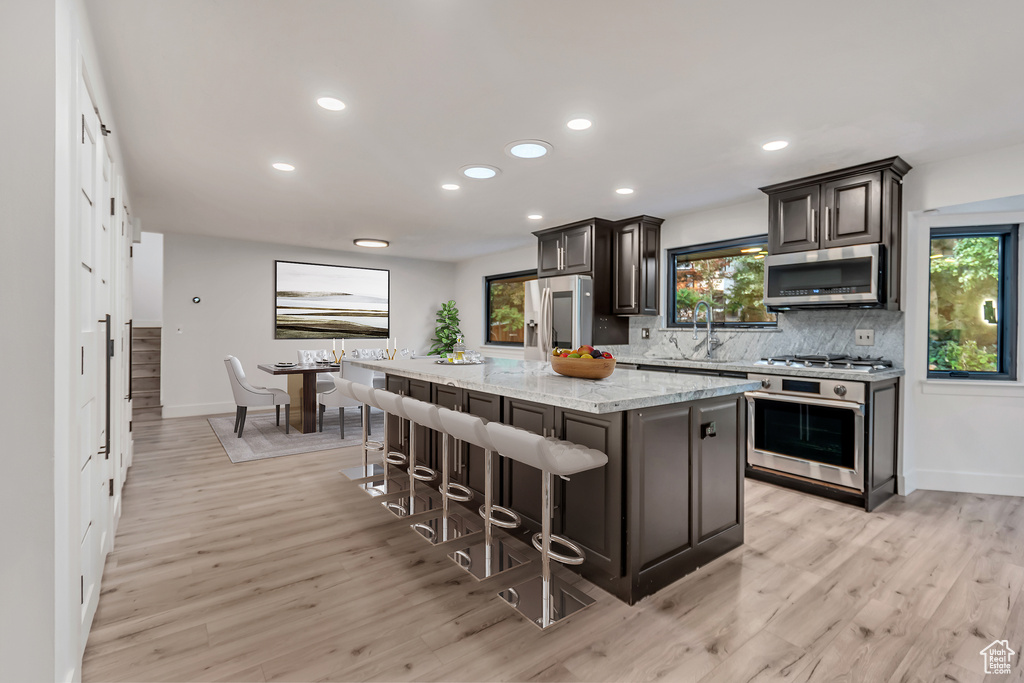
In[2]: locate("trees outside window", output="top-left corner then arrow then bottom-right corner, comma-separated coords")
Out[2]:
668,237 -> 776,327
485,270 -> 536,345
928,225 -> 1018,379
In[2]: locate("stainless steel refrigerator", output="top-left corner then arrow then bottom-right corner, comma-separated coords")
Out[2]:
523,274 -> 629,360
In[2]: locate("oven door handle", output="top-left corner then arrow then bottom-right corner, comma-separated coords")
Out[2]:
745,390 -> 865,414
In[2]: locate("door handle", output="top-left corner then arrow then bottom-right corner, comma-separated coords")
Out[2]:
825,207 -> 832,242
810,208 -> 818,243
631,264 -> 637,306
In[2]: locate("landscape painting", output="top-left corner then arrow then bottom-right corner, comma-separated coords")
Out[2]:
274,260 -> 389,339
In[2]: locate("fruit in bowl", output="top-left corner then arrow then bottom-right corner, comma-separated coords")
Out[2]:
550,346 -> 616,379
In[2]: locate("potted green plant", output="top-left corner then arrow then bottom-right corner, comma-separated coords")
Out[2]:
429,300 -> 463,356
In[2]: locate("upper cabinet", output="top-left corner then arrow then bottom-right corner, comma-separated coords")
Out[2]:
536,219 -> 594,277
535,215 -> 663,316
612,216 -> 663,315
761,157 -> 911,255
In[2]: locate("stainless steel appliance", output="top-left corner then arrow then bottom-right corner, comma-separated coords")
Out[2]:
523,275 -> 627,360
763,243 -> 884,310
755,354 -> 894,373
746,372 -> 866,491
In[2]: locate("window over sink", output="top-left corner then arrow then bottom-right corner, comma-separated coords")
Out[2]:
485,269 -> 537,346
666,236 -> 777,328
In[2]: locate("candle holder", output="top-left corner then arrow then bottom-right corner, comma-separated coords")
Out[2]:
386,349 -> 396,361
331,349 -> 345,363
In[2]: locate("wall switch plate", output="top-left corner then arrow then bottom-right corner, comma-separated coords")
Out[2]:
641,328 -> 651,339
855,329 -> 874,346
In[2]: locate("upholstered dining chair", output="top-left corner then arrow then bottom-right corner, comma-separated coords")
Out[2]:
318,374 -> 361,437
224,356 -> 290,438
298,349 -> 335,393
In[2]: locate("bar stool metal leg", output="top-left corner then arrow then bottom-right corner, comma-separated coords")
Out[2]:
448,449 -> 527,579
341,402 -> 384,483
498,470 -> 595,629
415,431 -> 481,545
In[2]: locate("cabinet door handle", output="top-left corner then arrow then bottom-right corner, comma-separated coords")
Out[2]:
810,208 -> 818,243
825,207 -> 832,242
558,245 -> 564,270
631,264 -> 637,306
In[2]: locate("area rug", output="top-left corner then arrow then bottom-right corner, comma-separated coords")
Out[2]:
208,407 -> 385,463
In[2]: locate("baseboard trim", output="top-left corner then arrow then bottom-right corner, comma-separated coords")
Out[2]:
915,469 -> 1024,497
161,402 -> 276,419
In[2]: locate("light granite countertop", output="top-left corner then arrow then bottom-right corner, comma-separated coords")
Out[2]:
612,355 -> 905,382
348,357 -> 760,414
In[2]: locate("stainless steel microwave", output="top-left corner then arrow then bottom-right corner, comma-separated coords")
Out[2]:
763,244 -> 885,310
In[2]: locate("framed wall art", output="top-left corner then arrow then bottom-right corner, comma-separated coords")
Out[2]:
274,260 -> 390,339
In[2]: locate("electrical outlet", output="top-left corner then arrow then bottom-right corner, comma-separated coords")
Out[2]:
855,329 -> 874,346
641,328 -> 651,339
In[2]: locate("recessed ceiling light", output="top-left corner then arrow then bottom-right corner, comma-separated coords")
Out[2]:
762,140 -> 789,151
317,97 -> 346,111
353,239 -> 389,248
272,162 -> 295,172
506,140 -> 552,159
461,165 -> 500,179
528,214 -> 543,220
615,187 -> 634,195
567,118 -> 592,130
441,183 -> 460,191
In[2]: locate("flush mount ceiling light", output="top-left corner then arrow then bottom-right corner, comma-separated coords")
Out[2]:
762,140 -> 789,151
353,238 -> 389,248
527,214 -> 543,220
461,165 -> 500,179
441,183 -> 460,190
506,140 -> 552,159
567,118 -> 592,130
615,187 -> 634,195
272,162 -> 295,171
316,97 -> 346,111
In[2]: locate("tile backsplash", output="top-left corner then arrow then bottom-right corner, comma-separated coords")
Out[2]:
601,309 -> 904,366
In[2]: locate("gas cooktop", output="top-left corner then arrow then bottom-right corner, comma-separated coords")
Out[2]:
756,354 -> 894,373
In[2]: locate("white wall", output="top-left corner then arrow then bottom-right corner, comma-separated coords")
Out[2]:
901,142 -> 1024,497
132,231 -> 163,326
0,3 -> 57,681
162,233 -> 456,417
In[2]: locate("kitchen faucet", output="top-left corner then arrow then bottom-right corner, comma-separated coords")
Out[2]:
692,301 -> 722,359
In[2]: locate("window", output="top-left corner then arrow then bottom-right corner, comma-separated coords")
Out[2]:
666,236 -> 777,328
928,225 -> 1018,380
485,270 -> 537,345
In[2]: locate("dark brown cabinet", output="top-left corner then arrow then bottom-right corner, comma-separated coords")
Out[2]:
766,172 -> 884,254
762,156 -> 911,307
612,216 -> 663,315
535,220 -> 594,278
501,398 -> 554,529
626,395 -> 745,599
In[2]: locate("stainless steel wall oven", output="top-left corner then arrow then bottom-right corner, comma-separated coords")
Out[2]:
746,373 -> 866,491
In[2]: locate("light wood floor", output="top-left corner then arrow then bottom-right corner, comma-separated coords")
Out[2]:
82,414 -> 1024,682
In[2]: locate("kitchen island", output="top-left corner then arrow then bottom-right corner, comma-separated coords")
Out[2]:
351,357 -> 759,604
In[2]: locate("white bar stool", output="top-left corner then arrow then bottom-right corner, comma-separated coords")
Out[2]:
485,422 -> 608,629
335,377 -> 384,482
401,396 -> 481,544
371,388 -> 414,509
437,407 -> 527,580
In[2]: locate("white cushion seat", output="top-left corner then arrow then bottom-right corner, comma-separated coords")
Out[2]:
224,355 -> 290,438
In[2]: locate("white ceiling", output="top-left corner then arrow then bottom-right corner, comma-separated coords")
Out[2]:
84,0 -> 1024,262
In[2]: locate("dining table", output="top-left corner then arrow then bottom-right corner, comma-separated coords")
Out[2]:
256,362 -> 339,434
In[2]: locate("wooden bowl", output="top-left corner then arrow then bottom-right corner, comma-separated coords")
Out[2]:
550,355 -> 616,380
